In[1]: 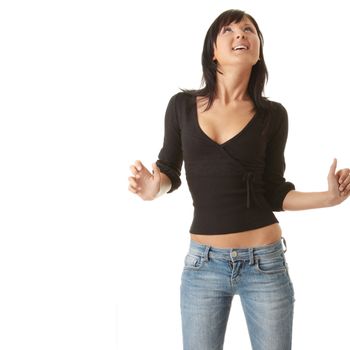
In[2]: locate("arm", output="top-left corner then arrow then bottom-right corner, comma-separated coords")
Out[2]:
283,158 -> 350,210
155,93 -> 183,195
128,93 -> 182,201
263,104 -> 349,211
282,190 -> 334,210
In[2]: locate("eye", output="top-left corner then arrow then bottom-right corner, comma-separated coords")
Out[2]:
222,26 -> 254,33
223,26 -> 232,33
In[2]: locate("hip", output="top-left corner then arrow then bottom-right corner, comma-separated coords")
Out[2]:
190,222 -> 282,248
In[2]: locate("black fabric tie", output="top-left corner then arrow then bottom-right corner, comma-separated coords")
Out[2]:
218,146 -> 262,209
243,171 -> 254,208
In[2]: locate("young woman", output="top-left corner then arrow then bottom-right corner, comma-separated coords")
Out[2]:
128,9 -> 350,350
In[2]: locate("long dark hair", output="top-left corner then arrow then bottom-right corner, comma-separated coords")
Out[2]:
180,9 -> 272,113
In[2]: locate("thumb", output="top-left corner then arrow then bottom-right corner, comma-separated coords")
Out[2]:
151,162 -> 161,179
328,158 -> 337,177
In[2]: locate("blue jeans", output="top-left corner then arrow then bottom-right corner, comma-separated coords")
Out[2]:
180,237 -> 295,350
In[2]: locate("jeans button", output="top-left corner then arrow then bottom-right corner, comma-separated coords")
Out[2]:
231,250 -> 238,257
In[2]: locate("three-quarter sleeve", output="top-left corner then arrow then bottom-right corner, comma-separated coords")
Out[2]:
156,94 -> 183,193
263,103 -> 295,211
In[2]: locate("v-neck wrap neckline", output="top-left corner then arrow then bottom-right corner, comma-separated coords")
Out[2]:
193,95 -> 258,147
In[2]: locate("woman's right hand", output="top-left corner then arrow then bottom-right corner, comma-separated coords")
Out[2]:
128,160 -> 161,200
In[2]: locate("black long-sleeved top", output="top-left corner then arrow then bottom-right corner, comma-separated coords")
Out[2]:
156,92 -> 295,234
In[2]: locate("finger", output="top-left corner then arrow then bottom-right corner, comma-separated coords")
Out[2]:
343,183 -> 350,192
129,181 -> 142,191
128,184 -> 137,193
135,160 -> 143,171
340,178 -> 350,190
128,176 -> 138,188
339,176 -> 345,184
129,165 -> 139,176
339,168 -> 350,184
328,158 -> 337,177
340,183 -> 350,194
340,190 -> 349,197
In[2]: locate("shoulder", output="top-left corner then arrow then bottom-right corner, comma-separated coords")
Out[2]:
163,92 -> 190,129
259,99 -> 289,140
171,91 -> 194,105
265,99 -> 289,126
164,92 -> 191,112
168,91 -> 196,117
265,99 -> 288,115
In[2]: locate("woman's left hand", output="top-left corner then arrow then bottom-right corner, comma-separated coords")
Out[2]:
328,158 -> 350,205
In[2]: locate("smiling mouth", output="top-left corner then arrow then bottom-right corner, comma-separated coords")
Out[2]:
232,43 -> 249,51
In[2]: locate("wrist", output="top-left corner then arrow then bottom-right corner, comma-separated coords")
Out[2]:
326,191 -> 340,207
153,174 -> 170,199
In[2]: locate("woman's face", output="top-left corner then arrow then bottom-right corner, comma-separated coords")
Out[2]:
213,17 -> 260,69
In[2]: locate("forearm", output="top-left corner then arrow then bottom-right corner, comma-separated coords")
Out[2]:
282,190 -> 336,211
155,172 -> 172,199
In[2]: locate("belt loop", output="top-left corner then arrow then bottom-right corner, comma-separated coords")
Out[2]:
248,248 -> 255,265
281,236 -> 287,253
202,245 -> 210,262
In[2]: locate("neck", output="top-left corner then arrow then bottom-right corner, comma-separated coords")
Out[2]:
215,65 -> 252,105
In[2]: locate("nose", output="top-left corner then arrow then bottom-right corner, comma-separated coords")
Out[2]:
236,32 -> 245,39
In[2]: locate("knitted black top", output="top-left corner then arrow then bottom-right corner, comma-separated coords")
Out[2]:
156,92 -> 295,234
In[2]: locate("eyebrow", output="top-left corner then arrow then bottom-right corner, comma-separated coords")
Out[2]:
225,22 -> 253,27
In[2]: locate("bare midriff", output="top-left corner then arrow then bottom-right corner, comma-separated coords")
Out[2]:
190,223 -> 282,248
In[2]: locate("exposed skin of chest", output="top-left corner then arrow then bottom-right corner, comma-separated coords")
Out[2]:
196,96 -> 256,146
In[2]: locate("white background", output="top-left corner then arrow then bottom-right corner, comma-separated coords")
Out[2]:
1,0 -> 349,349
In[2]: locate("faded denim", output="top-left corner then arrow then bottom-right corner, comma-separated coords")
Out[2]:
180,237 -> 295,350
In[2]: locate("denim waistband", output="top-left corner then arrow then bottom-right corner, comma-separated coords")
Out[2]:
187,237 -> 287,263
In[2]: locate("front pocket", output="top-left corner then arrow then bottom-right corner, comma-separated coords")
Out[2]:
255,253 -> 287,274
183,253 -> 204,270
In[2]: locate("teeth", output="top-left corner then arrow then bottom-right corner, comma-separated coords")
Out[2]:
233,45 -> 248,50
